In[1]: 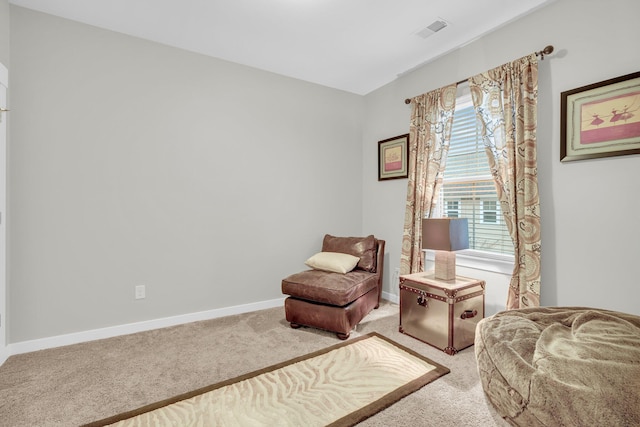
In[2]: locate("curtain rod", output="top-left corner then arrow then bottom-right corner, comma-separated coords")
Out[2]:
403,45 -> 554,105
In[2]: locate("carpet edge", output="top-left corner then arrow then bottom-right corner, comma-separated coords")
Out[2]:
327,333 -> 451,427
80,333 -> 380,427
81,332 -> 449,427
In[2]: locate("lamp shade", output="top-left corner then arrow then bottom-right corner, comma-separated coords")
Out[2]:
422,218 -> 469,251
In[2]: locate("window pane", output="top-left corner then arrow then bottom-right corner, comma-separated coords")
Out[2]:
482,200 -> 498,224
436,103 -> 514,256
446,200 -> 459,218
444,105 -> 489,179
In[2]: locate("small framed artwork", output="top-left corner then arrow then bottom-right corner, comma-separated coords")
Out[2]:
378,133 -> 409,180
561,71 -> 640,162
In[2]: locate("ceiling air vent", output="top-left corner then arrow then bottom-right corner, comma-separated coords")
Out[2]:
417,19 -> 448,39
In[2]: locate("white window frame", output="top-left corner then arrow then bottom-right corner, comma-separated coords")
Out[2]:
424,248 -> 514,275
431,86 -> 514,274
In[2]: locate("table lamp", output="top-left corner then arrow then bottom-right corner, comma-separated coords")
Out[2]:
422,218 -> 469,281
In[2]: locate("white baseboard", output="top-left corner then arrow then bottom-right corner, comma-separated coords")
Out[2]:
8,298 -> 286,357
0,346 -> 9,366
382,291 -> 399,305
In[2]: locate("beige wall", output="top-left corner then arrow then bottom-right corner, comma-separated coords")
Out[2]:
0,0 -> 8,67
8,6 -> 364,342
7,0 -> 640,345
362,0 -> 640,315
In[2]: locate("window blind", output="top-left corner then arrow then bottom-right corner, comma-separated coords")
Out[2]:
436,103 -> 514,256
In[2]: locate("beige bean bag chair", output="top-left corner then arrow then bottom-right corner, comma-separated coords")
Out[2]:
475,307 -> 640,426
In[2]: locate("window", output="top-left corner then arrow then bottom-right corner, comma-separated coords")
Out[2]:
433,89 -> 514,257
481,200 -> 499,224
446,200 -> 460,218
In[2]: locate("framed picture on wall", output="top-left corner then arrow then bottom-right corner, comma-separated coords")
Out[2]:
378,133 -> 409,180
560,71 -> 640,162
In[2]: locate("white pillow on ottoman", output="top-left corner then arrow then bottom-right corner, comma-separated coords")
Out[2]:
305,252 -> 360,274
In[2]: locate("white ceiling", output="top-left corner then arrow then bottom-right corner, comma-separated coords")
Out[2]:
9,0 -> 555,95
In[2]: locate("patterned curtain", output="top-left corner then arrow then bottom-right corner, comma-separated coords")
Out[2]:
400,84 -> 457,275
468,54 -> 541,309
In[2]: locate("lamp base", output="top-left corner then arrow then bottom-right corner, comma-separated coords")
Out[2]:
434,251 -> 456,281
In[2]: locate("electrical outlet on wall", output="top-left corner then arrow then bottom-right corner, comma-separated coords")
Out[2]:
135,285 -> 146,300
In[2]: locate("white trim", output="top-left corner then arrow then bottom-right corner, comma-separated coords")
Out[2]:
0,61 -> 6,367
382,291 -> 399,305
0,346 -> 8,366
424,249 -> 514,275
7,298 -> 286,357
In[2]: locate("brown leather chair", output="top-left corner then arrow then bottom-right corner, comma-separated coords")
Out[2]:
281,235 -> 385,339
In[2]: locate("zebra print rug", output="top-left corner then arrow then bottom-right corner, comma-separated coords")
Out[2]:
82,332 -> 449,427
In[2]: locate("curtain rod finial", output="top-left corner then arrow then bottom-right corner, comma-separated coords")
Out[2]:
537,45 -> 554,60
404,98 -> 411,105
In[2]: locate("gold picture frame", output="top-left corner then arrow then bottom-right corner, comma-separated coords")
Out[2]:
378,134 -> 409,180
560,71 -> 640,162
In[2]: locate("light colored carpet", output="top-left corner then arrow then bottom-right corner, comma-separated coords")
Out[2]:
84,333 -> 449,427
0,301 -> 509,426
